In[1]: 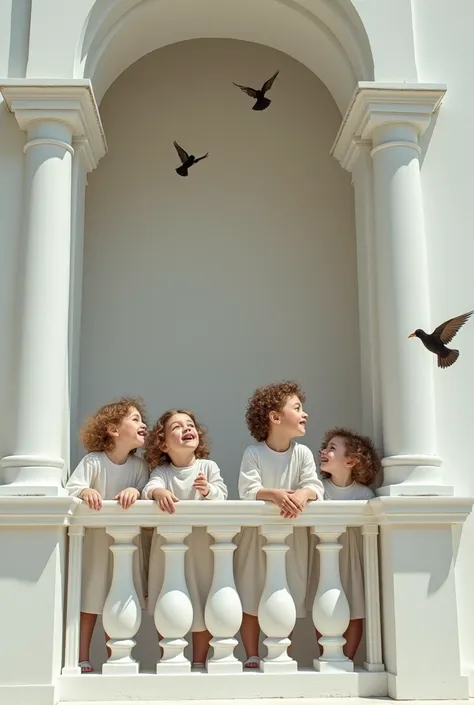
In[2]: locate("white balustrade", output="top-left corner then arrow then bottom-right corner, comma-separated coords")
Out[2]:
154,526 -> 193,673
62,525 -> 85,675
102,525 -> 142,674
362,523 -> 384,671
205,526 -> 243,673
258,525 -> 297,673
311,526 -> 352,672
64,500 -> 382,686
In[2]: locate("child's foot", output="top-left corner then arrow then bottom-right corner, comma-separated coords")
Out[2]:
244,656 -> 260,669
191,661 -> 205,670
79,660 -> 94,673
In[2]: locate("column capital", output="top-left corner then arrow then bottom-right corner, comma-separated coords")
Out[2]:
0,79 -> 107,171
332,82 -> 446,171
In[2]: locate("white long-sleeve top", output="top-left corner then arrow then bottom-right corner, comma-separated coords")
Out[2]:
238,441 -> 324,501
66,452 -> 149,499
142,458 -> 228,501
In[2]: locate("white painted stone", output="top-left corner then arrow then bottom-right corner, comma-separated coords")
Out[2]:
311,527 -> 353,673
258,525 -> 297,673
102,526 -> 142,675
205,527 -> 242,673
154,526 -> 193,674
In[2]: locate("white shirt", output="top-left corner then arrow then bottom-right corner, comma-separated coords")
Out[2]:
239,441 -> 324,501
322,478 -> 374,500
66,452 -> 149,499
142,458 -> 228,501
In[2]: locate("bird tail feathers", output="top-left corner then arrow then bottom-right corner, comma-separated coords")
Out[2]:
438,349 -> 459,369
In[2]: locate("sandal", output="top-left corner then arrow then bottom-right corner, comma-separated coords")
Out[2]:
79,660 -> 94,674
244,656 -> 260,669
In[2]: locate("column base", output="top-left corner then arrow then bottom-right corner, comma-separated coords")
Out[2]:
378,454 -> 453,497
0,455 -> 67,496
314,657 -> 354,673
364,661 -> 385,672
260,658 -> 297,673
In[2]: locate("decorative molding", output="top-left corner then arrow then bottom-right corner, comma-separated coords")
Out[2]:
0,496 -> 81,526
331,82 -> 447,171
370,496 -> 474,525
0,79 -> 107,170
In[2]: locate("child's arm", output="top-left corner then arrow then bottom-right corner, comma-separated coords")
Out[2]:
113,458 -> 151,508
292,446 -> 324,507
142,468 -> 179,514
65,455 -> 102,510
239,448 -> 301,516
193,461 -> 228,500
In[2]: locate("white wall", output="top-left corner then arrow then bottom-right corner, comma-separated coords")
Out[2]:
412,0 -> 474,687
77,38 -> 362,497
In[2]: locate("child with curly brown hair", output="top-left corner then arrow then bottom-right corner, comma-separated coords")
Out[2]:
141,409 -> 227,668
234,381 -> 324,669
65,397 -> 149,673
307,427 -> 380,661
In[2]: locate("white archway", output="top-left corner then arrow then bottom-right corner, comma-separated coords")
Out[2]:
75,0 -> 374,111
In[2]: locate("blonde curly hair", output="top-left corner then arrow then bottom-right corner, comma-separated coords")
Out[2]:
144,409 -> 211,469
245,381 -> 306,442
80,397 -> 147,454
320,427 -> 380,486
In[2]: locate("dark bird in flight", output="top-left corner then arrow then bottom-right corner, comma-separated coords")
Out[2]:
174,141 -> 208,177
408,310 -> 473,368
233,70 -> 279,111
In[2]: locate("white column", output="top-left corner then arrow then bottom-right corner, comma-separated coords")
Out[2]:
0,82 -> 106,495
155,526 -> 193,674
362,523 -> 384,672
331,84 -> 450,496
102,526 -> 142,675
1,119 -> 73,495
258,525 -> 297,673
311,527 -> 353,672
351,141 -> 382,447
205,526 -> 242,673
67,140 -> 90,472
62,525 -> 85,676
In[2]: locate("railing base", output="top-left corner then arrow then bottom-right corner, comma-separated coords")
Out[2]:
58,668 -> 387,701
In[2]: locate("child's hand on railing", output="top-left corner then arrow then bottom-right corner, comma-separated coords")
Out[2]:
114,487 -> 140,509
151,487 -> 179,513
269,489 -> 302,519
80,488 -> 103,510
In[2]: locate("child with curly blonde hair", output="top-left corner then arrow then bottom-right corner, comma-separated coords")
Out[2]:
234,381 -> 324,669
307,428 -> 380,661
142,409 -> 227,668
66,397 -> 149,673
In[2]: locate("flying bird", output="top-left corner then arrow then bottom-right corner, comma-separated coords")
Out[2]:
408,310 -> 473,368
173,141 -> 208,177
233,70 -> 279,111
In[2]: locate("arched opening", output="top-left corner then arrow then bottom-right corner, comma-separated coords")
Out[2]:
77,36 -> 362,504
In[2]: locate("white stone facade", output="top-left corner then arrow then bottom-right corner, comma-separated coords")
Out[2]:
0,1 -> 474,704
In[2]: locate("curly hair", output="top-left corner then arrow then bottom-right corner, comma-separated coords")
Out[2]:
320,427 -> 381,486
245,381 -> 306,442
144,409 -> 211,469
80,397 -> 148,454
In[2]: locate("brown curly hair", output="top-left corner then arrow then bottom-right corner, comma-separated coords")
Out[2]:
320,427 -> 380,486
80,397 -> 148,454
245,381 -> 306,442
144,409 -> 211,469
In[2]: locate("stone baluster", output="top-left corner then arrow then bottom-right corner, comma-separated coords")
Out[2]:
205,526 -> 242,673
155,526 -> 193,673
311,526 -> 353,672
102,526 -> 141,674
258,525 -> 297,673
362,524 -> 384,671
62,526 -> 85,675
